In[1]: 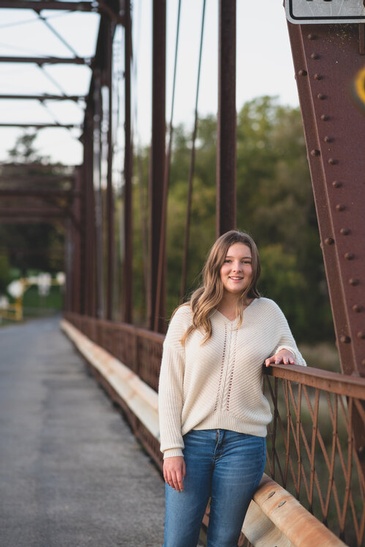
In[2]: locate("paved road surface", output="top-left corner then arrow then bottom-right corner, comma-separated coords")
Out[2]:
0,316 -> 164,547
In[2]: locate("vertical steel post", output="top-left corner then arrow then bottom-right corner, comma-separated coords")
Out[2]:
106,17 -> 115,321
216,0 -> 237,237
93,71 -> 104,318
123,0 -> 133,324
83,106 -> 97,317
148,0 -> 166,332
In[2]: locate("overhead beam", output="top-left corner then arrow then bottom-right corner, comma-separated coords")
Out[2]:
0,123 -> 77,129
0,1 -> 96,11
0,1 -> 125,23
0,56 -> 88,65
0,94 -> 85,102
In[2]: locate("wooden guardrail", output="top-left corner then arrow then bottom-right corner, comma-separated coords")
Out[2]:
61,318 -> 346,547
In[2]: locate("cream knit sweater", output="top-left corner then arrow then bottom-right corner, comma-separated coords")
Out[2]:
158,297 -> 306,458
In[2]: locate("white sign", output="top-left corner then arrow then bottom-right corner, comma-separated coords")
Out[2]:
286,0 -> 365,24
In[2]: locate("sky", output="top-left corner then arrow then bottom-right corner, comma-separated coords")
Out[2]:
0,1 -> 300,166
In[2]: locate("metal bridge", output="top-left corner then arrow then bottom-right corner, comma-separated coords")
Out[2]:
0,1 -> 364,546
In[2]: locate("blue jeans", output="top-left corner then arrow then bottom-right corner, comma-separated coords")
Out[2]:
163,429 -> 266,547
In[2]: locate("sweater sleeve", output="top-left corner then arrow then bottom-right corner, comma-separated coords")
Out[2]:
271,301 -> 307,366
158,306 -> 189,458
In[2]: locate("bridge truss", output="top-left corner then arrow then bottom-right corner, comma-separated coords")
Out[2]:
0,1 -> 364,544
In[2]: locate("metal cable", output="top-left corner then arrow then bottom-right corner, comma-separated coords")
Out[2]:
180,0 -> 206,301
154,0 -> 182,331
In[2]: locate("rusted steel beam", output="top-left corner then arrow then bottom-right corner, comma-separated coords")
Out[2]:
0,1 -> 95,10
123,0 -> 133,324
148,0 -> 166,332
0,123 -> 77,128
266,363 -> 365,400
287,22 -> 365,379
92,71 -> 104,319
0,94 -> 84,102
105,16 -> 114,321
216,0 -> 236,236
0,56 -> 88,65
82,109 -> 98,317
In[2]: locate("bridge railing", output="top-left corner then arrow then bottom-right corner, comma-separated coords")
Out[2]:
64,312 -> 365,546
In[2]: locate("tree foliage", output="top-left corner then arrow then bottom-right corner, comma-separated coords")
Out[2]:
132,97 -> 334,342
0,132 -> 66,280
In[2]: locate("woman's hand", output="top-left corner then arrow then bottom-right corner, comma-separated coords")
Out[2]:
265,349 -> 295,367
163,456 -> 186,492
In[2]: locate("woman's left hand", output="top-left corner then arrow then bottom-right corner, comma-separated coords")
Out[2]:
265,349 -> 295,367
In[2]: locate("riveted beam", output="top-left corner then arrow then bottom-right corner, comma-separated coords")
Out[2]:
288,22 -> 365,378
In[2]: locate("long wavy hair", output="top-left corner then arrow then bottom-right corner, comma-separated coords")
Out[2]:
181,230 -> 261,344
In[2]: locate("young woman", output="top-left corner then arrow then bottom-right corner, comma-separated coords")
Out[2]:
158,230 -> 306,547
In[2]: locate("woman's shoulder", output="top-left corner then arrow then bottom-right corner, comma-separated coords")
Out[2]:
252,297 -> 283,314
163,303 -> 192,347
166,303 -> 192,330
171,302 -> 193,320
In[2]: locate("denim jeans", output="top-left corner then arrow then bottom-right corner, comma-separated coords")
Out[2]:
163,429 -> 266,547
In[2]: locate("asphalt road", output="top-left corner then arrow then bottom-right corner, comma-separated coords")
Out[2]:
0,316 -> 164,547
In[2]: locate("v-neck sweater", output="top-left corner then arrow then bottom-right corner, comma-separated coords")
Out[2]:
158,297 -> 306,458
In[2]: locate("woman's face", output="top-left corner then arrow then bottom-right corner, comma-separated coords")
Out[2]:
220,243 -> 253,296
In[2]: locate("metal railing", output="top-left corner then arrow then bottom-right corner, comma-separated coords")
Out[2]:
64,312 -> 365,546
265,366 -> 365,546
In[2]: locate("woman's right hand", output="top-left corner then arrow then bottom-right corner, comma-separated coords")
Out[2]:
163,456 -> 186,492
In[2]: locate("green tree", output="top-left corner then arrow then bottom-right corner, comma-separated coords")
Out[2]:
0,253 -> 11,292
0,133 -> 67,277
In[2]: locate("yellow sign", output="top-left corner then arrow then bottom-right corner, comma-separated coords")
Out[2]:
354,67 -> 365,106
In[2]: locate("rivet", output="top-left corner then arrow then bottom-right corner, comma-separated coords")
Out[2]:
317,93 -> 327,100
328,158 -> 338,165
340,228 -> 351,235
308,34 -> 317,40
311,53 -> 320,60
353,305 -> 363,313
324,237 -> 334,245
320,114 -> 329,121
336,204 -> 346,211
349,278 -> 360,286
311,149 -> 321,156
362,359 -> 365,367
332,180 -> 342,188
340,335 -> 351,344
298,69 -> 307,76
357,331 -> 365,339
314,73 -> 322,80
345,252 -> 355,260
324,136 -> 333,143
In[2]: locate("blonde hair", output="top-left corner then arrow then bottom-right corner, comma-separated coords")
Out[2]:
181,230 -> 261,344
